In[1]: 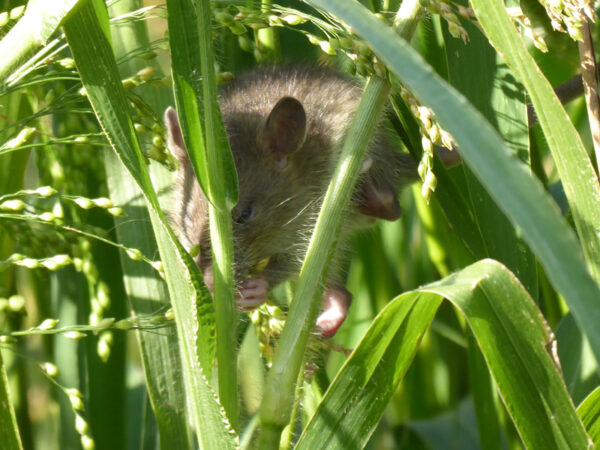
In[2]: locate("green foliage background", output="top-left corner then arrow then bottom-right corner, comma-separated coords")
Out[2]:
0,0 -> 599,449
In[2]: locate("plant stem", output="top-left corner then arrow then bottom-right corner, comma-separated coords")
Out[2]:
197,0 -> 239,430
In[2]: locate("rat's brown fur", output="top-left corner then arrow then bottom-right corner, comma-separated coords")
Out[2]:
168,64 -> 417,310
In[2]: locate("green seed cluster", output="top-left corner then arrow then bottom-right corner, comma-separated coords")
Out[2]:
32,116 -> 117,362
250,302 -> 286,367
0,253 -> 73,271
0,126 -> 36,152
0,295 -> 26,317
212,3 -> 386,74
538,0 -> 594,41
401,87 -> 455,203
0,5 -> 25,29
39,361 -> 96,450
213,5 -> 309,62
421,0 -> 474,43
118,66 -> 176,169
507,6 -> 549,52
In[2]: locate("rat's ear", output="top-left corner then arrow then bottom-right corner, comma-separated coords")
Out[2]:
164,107 -> 188,163
262,97 -> 306,167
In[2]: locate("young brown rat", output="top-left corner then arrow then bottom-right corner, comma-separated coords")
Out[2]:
166,65 -> 418,338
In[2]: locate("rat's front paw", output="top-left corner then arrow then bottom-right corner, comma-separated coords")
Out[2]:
316,284 -> 352,338
236,277 -> 269,311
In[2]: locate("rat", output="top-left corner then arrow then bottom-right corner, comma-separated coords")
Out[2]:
166,65 -> 419,338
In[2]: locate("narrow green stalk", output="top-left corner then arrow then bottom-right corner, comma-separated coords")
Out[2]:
258,77 -> 391,448
106,0 -> 192,444
166,0 -> 239,430
0,351 -> 23,450
196,0 -> 239,430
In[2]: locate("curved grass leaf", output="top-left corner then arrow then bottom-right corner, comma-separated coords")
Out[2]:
578,386 -> 600,446
298,259 -> 589,449
62,2 -> 235,448
296,291 -> 443,449
306,0 -> 600,365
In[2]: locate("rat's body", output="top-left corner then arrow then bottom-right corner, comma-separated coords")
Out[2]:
167,65 -> 417,337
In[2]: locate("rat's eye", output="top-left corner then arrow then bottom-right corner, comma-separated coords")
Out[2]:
235,204 -> 254,224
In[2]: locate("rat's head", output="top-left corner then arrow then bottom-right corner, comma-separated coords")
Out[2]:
167,97 -> 324,286
225,96 -> 328,284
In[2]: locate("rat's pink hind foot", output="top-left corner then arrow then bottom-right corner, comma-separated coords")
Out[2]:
316,285 -> 352,338
236,277 -> 269,311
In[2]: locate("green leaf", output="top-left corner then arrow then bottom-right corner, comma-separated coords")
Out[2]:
106,0 -> 193,445
555,313 -> 600,406
577,386 -> 600,446
62,1 -> 235,447
466,330 -> 502,450
408,398 -> 480,450
166,0 -> 239,428
298,260 -> 589,449
443,17 -> 535,447
297,291 -> 442,449
444,16 -> 537,297
469,0 -> 600,358
306,0 -> 600,365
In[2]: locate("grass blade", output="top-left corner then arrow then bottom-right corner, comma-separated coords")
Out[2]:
578,386 -> 600,446
444,18 -> 537,297
296,292 -> 443,449
166,0 -> 239,428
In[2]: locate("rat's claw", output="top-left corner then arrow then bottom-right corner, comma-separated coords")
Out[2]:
236,277 -> 268,311
315,284 -> 352,338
